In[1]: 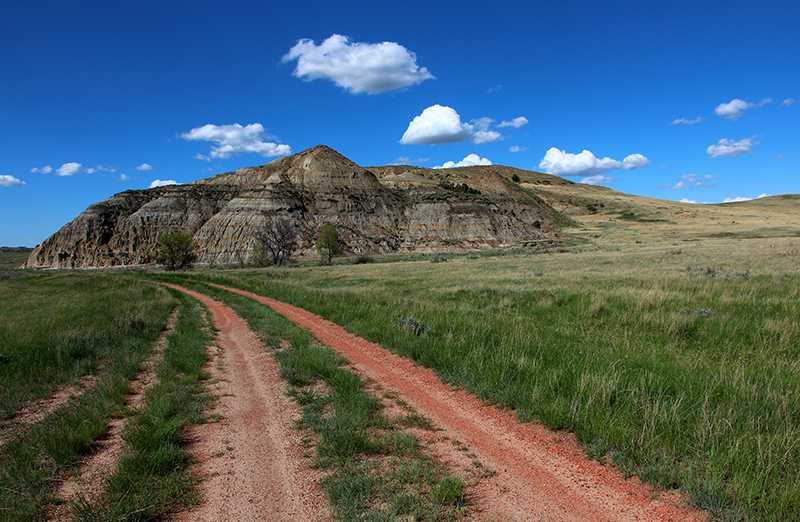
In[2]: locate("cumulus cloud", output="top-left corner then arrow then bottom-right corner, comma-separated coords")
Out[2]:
669,117 -> 703,125
497,117 -> 529,128
680,198 -> 698,204
622,153 -> 651,170
400,105 -> 503,145
119,173 -> 131,181
509,146 -> 528,152
56,163 -> 82,176
0,175 -> 26,187
538,148 -> 649,177
181,123 -> 291,159
707,136 -> 759,158
31,165 -> 53,174
136,163 -> 153,171
434,153 -> 492,169
580,174 -> 617,186
782,98 -> 795,106
715,98 -> 771,120
282,34 -> 434,95
149,179 -> 178,188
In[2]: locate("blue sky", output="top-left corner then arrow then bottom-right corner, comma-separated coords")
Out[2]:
2,0 -> 798,247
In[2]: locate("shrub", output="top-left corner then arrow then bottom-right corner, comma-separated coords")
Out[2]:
352,255 -> 373,265
156,232 -> 196,271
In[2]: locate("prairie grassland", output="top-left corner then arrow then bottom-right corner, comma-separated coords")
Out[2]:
0,273 -> 174,419
0,273 -> 178,520
0,251 -> 31,271
181,201 -> 800,521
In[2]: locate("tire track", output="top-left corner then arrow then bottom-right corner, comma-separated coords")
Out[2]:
162,284 -> 328,522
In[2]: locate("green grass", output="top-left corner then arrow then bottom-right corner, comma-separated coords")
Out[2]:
74,290 -> 213,521
0,250 -> 31,271
0,274 -> 175,521
0,273 -> 174,420
149,276 -> 468,521
150,245 -> 800,521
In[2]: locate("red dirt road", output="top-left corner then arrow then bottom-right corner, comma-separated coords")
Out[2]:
162,284 -> 328,522
211,283 -> 708,522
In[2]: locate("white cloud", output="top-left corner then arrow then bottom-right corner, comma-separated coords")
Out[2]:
715,98 -> 771,120
56,162 -> 82,176
31,165 -> 53,174
434,153 -> 492,169
85,165 -> 115,174
665,173 -> 717,189
498,117 -> 529,128
0,175 -> 26,187
119,173 -> 131,181
669,117 -> 703,125
149,179 -> 178,188
680,198 -> 697,204
400,105 -> 503,145
707,136 -> 759,157
181,123 -> 291,159
472,129 -> 503,144
538,147 -> 649,176
622,153 -> 651,170
725,193 -> 770,203
282,34 -> 435,95
509,146 -> 528,153
580,174 -> 617,186
136,163 -> 153,171
782,98 -> 795,106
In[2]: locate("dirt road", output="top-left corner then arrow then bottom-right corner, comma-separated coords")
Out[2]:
209,282 -> 707,522
162,284 -> 328,522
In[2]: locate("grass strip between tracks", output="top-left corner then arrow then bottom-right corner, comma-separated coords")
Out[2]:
73,289 -> 214,521
160,277 -> 471,521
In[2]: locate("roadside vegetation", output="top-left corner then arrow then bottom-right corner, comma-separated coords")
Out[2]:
74,290 -> 213,521
164,234 -> 800,521
0,272 -> 212,521
150,275 -> 469,521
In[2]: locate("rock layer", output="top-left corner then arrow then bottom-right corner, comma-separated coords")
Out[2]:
25,145 -> 563,268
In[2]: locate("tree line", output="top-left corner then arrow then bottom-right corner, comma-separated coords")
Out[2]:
156,213 -> 342,270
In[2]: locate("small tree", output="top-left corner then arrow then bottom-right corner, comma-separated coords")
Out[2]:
316,222 -> 343,265
156,232 -> 197,270
252,213 -> 298,267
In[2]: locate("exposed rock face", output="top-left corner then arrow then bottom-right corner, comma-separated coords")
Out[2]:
25,145 -> 563,268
